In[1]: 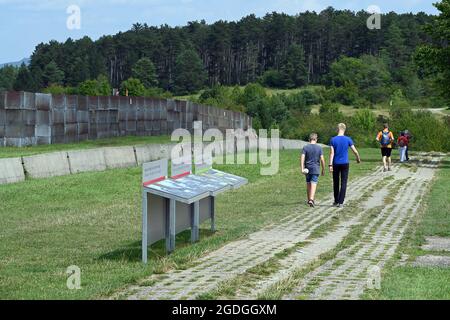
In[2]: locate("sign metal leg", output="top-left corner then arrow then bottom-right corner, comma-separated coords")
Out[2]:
191,202 -> 200,243
142,189 -> 148,264
166,199 -> 176,253
211,196 -> 216,233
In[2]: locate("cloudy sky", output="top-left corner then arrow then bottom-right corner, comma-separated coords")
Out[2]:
0,0 -> 439,63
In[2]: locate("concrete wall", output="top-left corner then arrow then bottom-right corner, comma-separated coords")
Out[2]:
0,157 -> 25,184
0,138 -> 312,186
0,91 -> 252,147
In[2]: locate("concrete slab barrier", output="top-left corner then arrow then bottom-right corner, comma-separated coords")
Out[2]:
23,152 -> 70,179
0,157 -> 25,184
135,144 -> 168,165
68,149 -> 107,174
103,146 -> 137,169
280,139 -> 308,150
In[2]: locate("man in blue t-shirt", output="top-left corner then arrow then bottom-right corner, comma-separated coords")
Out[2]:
329,123 -> 361,208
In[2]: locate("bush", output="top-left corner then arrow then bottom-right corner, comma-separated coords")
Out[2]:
144,87 -> 173,99
197,85 -> 244,112
78,75 -> 112,96
328,83 -> 359,105
240,83 -> 267,106
120,78 -> 146,96
320,102 -> 341,115
260,69 -> 284,88
389,110 -> 450,152
43,84 -> 77,95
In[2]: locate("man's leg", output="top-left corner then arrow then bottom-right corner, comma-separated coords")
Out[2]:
306,183 -> 311,201
333,165 -> 340,204
338,164 -> 350,205
310,181 -> 318,202
382,156 -> 387,170
406,147 -> 409,161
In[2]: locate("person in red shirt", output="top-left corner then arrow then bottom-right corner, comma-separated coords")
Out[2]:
404,130 -> 412,161
397,132 -> 409,163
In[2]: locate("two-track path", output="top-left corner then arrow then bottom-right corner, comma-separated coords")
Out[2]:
120,154 -> 442,300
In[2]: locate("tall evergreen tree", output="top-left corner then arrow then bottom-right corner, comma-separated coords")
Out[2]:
43,61 -> 65,86
381,22 -> 408,81
13,64 -> 37,92
132,57 -> 158,88
173,49 -> 207,95
0,65 -> 17,91
280,44 -> 308,88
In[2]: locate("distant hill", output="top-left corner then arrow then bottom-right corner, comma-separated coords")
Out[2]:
0,57 -> 31,68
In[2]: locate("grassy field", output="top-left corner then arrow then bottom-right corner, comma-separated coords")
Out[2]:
311,104 -> 391,118
0,148 -> 382,300
173,86 -> 321,101
366,156 -> 450,300
0,135 -> 171,159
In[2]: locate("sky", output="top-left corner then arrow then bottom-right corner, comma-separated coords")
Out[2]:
0,0 -> 439,64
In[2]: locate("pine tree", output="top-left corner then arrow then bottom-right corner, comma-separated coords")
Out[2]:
132,57 -> 158,88
280,44 -> 308,88
173,49 -> 207,95
43,61 -> 65,86
13,64 -> 37,92
381,22 -> 408,81
0,65 -> 17,91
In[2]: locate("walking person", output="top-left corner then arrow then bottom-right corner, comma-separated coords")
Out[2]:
329,123 -> 362,208
404,130 -> 412,161
376,124 -> 395,172
301,133 -> 326,208
398,132 -> 409,163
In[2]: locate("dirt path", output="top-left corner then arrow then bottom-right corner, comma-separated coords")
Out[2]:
121,155 -> 443,300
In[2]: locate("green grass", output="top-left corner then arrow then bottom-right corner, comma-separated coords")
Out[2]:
311,104 -> 390,118
173,85 -> 323,102
0,135 -> 171,159
367,157 -> 450,300
0,148 -> 381,299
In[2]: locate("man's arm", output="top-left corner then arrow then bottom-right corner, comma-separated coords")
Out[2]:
351,145 -> 361,163
301,154 -> 306,172
320,155 -> 326,176
329,146 -> 335,172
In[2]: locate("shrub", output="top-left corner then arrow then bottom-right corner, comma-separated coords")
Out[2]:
120,78 -> 146,96
260,69 -> 284,88
197,85 -> 244,112
43,84 -> 76,95
328,83 -> 359,105
144,87 -> 173,99
78,75 -> 112,96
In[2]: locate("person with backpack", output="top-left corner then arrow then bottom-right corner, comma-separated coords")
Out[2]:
397,132 -> 409,163
301,133 -> 326,208
376,124 -> 395,172
329,123 -> 361,208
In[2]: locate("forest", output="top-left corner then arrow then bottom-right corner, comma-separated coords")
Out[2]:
0,4 -> 449,151
0,8 -> 437,93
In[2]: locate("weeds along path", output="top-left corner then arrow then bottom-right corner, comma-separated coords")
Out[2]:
122,161 -> 396,300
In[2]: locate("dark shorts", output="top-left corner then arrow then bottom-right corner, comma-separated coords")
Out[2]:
381,148 -> 392,157
306,174 -> 319,184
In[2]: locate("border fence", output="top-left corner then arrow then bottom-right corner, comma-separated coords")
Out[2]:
0,91 -> 252,147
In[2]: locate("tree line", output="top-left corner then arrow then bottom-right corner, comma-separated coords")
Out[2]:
0,7 -> 437,96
